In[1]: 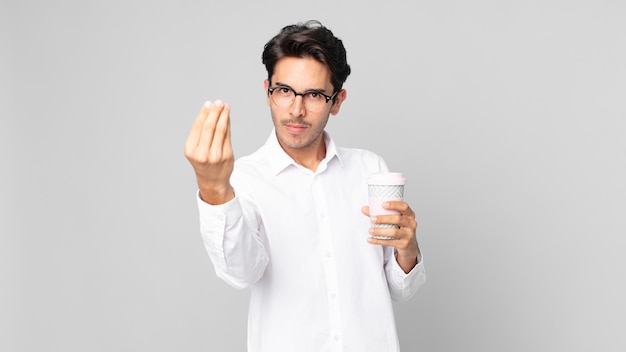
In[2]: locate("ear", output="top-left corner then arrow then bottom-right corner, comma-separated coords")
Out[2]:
330,89 -> 347,116
263,79 -> 271,106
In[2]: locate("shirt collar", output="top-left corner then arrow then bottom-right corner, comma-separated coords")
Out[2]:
265,129 -> 344,176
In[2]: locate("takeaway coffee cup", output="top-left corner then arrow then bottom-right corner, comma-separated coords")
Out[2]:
367,173 -> 406,236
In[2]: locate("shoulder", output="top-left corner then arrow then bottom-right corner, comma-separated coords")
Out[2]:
336,146 -> 388,172
337,146 -> 384,163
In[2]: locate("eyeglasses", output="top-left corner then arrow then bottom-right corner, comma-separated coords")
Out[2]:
268,85 -> 338,113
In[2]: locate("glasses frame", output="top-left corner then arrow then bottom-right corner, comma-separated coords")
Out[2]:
267,85 -> 339,109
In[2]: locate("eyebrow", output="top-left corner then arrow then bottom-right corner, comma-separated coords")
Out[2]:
273,82 -> 329,93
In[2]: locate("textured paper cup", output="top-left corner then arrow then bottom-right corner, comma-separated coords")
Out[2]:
368,173 -> 405,239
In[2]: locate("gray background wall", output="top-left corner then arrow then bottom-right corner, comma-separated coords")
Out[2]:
2,0 -> 625,351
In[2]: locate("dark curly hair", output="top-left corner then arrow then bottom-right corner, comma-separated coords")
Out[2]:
262,20 -> 351,94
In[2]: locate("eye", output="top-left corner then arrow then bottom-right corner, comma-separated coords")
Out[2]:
279,87 -> 291,94
305,91 -> 324,101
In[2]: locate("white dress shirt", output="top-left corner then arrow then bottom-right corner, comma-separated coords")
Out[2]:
197,131 -> 425,352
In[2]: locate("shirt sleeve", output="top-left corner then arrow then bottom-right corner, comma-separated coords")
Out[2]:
196,191 -> 269,289
384,246 -> 426,301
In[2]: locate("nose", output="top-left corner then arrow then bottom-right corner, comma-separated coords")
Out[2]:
290,94 -> 306,117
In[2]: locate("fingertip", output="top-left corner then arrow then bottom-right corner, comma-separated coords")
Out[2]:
203,101 -> 212,109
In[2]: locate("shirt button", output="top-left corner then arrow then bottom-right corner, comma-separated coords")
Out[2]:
330,293 -> 336,299
325,252 -> 332,258
334,335 -> 341,342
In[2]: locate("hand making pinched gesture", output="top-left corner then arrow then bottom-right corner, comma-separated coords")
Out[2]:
184,100 -> 235,205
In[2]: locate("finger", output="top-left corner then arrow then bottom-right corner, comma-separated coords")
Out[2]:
361,206 -> 370,217
222,107 -> 233,158
370,214 -> 402,227
184,101 -> 211,155
383,201 -> 415,217
367,235 -> 399,245
209,102 -> 231,158
372,214 -> 417,238
369,226 -> 400,240
197,100 -> 225,158
368,226 -> 418,248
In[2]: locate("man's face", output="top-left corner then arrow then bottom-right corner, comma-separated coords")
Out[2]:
264,57 -> 346,155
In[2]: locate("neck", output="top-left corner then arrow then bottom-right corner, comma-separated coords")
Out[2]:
282,137 -> 326,172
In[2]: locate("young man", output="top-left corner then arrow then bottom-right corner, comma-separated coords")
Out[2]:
184,20 -> 425,352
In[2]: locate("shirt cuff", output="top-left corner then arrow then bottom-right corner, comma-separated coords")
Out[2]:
389,250 -> 425,288
196,189 -> 242,224
395,251 -> 423,274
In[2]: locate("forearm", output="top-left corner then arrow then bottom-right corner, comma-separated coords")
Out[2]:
198,193 -> 268,289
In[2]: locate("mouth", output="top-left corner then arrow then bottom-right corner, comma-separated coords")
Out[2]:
283,122 -> 309,135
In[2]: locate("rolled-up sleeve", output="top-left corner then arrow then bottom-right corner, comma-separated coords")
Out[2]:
384,248 -> 426,302
197,192 -> 269,289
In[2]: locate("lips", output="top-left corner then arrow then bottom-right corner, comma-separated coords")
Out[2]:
284,123 -> 308,134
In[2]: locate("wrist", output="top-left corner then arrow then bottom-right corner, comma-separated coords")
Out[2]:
198,182 -> 234,205
396,244 -> 419,260
395,247 -> 419,273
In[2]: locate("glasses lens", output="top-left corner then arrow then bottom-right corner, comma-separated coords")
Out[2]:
271,87 -> 295,109
302,92 -> 326,112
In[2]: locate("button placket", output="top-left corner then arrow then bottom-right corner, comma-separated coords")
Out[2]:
312,175 -> 343,350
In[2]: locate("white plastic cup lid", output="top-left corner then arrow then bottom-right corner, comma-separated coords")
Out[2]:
367,172 -> 406,185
